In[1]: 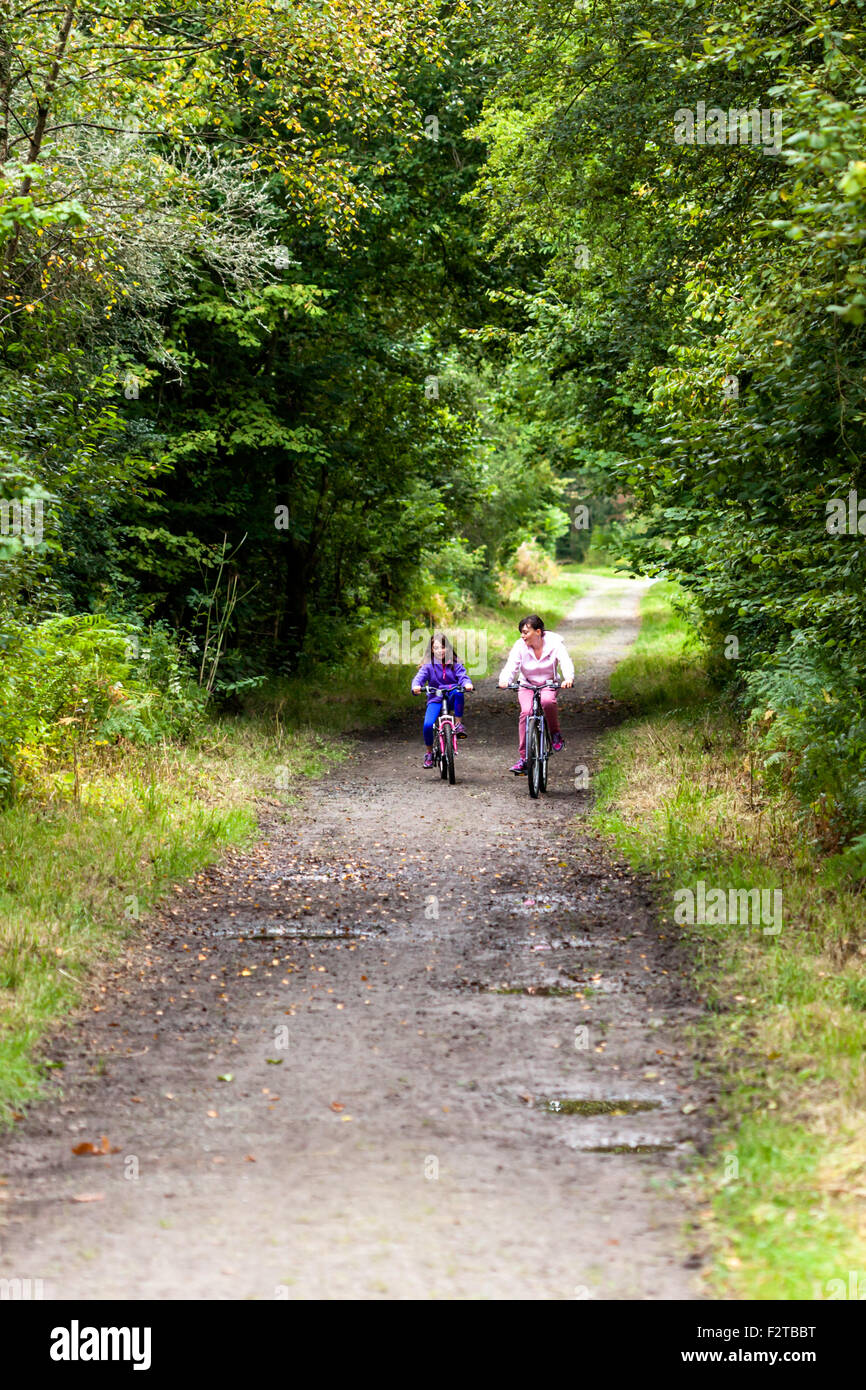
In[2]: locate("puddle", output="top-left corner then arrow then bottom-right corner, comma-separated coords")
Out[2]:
491,984 -> 584,998
538,1098 -> 661,1116
583,1143 -> 675,1154
278,873 -> 333,883
493,892 -> 575,914
208,921 -> 385,940
486,936 -> 595,952
497,978 -> 620,996
452,977 -> 614,997
269,871 -> 370,884
453,980 -> 590,997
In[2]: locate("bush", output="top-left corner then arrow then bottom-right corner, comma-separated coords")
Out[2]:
0,612 -> 206,798
744,636 -> 866,848
512,539 -> 559,584
413,537 -> 489,620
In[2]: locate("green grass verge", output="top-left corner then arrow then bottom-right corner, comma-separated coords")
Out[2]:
0,722 -> 342,1121
608,579 -> 715,711
588,581 -> 866,1301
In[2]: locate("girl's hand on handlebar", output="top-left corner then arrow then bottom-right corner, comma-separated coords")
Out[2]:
562,678 -> 574,689
412,685 -> 422,695
463,682 -> 474,692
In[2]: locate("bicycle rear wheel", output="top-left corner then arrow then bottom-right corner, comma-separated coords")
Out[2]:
539,721 -> 549,793
527,722 -> 541,799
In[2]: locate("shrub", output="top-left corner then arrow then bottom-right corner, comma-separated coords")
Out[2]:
0,612 -> 206,798
744,635 -> 866,847
512,539 -> 559,584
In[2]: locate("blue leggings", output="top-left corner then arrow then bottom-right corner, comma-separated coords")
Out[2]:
423,692 -> 464,746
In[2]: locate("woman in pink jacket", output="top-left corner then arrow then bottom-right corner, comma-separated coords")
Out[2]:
498,614 -> 574,774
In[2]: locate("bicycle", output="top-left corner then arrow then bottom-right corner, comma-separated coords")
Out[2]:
415,683 -> 466,785
506,679 -> 561,799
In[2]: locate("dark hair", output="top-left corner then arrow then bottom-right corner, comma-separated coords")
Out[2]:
519,614 -> 545,634
426,632 -> 455,663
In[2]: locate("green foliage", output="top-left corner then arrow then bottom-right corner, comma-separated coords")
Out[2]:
745,638 -> 866,844
0,614 -> 204,797
468,0 -> 866,841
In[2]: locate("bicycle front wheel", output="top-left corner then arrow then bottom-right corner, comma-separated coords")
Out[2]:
438,726 -> 448,779
527,722 -> 541,799
443,725 -> 456,784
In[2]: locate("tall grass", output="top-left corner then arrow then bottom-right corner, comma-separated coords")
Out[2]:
589,581 -> 866,1299
0,722 -> 342,1120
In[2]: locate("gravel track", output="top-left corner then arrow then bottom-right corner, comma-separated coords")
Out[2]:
0,574 -> 706,1300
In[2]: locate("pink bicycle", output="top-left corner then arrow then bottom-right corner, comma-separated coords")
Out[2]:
417,682 -> 465,784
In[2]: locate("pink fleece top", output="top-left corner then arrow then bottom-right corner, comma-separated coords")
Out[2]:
500,631 -> 575,685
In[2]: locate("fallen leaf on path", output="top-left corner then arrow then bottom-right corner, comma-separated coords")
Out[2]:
217,1074 -> 233,1082
244,1154 -> 256,1162
71,1135 -> 120,1156
340,1115 -> 353,1122
207,1110 -> 218,1118
266,1058 -> 283,1065
329,1101 -> 344,1112
681,1103 -> 697,1114
71,1193 -> 105,1202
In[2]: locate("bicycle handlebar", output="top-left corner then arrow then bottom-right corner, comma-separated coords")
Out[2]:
412,683 -> 470,696
504,679 -> 562,691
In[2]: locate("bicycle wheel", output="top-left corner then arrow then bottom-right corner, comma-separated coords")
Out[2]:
438,725 -> 448,779
527,721 -> 541,799
443,725 -> 456,784
539,721 -> 549,793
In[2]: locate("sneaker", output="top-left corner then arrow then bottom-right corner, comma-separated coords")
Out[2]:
510,758 -> 527,774
454,722 -> 468,739
423,751 -> 434,768
552,733 -> 564,752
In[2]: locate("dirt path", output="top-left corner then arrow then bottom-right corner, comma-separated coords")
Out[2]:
0,574 -> 707,1300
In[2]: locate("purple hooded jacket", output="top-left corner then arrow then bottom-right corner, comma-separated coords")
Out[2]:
412,658 -> 470,702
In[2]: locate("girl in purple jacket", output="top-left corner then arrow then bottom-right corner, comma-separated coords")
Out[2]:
411,634 -> 474,768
